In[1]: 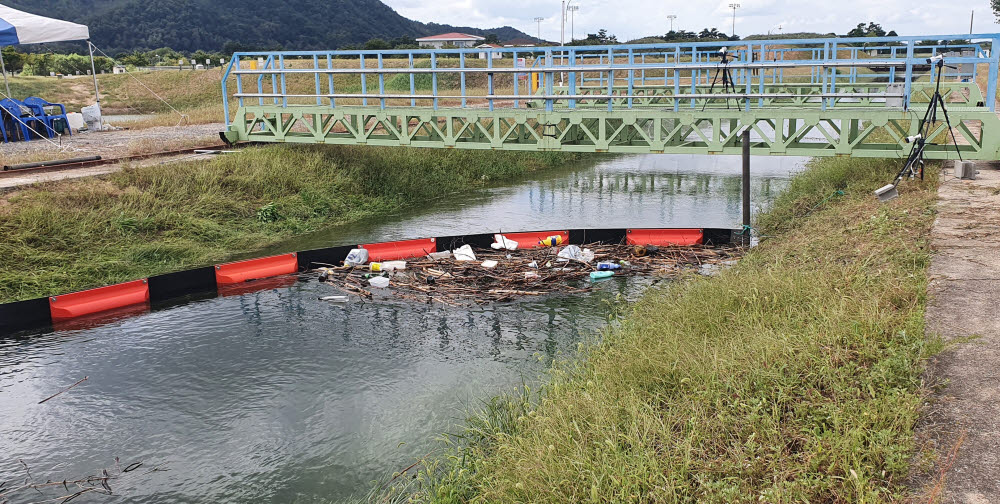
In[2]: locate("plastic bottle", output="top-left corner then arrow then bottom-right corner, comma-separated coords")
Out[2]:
369,262 -> 383,272
382,260 -> 407,271
589,271 -> 614,281
538,235 -> 564,247
597,261 -> 622,271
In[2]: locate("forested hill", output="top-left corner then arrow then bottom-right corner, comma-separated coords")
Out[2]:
5,0 -> 538,53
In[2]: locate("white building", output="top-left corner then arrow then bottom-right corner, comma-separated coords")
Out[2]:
477,44 -> 504,60
415,32 -> 485,49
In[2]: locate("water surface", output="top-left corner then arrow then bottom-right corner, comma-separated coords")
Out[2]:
0,153 -> 805,502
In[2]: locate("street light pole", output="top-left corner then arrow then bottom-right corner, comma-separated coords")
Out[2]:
729,3 -> 740,37
666,14 -> 677,34
568,5 -> 580,41
534,17 -> 544,40
561,1 -> 566,46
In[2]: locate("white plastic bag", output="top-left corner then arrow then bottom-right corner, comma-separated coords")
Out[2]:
482,260 -> 498,268
557,245 -> 583,261
490,234 -> 519,250
344,248 -> 369,266
368,276 -> 390,288
453,244 -> 477,261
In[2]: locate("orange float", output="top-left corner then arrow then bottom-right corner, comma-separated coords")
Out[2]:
626,228 -> 704,246
215,253 -> 298,285
362,238 -> 437,261
49,279 -> 151,321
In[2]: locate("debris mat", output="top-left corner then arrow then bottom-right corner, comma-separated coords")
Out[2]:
314,243 -> 741,305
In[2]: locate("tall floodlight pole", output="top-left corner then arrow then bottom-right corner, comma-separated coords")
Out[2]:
561,1 -> 566,46
729,3 -> 740,37
534,17 -> 544,40
970,9 -> 974,34
568,5 -> 580,41
666,14 -> 677,34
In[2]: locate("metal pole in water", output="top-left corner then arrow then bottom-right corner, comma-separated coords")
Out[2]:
742,129 -> 751,245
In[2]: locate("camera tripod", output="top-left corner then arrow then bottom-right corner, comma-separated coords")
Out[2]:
701,49 -> 742,111
891,57 -> 964,187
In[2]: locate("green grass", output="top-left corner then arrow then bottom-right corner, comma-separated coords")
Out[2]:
380,157 -> 941,503
0,145 -> 585,302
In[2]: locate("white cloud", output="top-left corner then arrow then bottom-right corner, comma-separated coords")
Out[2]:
383,0 -> 995,42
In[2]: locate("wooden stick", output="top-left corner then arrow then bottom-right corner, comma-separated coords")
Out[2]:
38,376 -> 88,404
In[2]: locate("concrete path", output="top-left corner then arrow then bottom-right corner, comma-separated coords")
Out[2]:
917,162 -> 1000,503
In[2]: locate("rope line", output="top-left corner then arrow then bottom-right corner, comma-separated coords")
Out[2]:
89,43 -> 189,125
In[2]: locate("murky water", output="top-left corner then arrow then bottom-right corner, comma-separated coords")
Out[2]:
0,153 -> 805,503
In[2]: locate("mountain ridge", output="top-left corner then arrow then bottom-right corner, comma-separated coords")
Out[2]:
4,0 -> 538,54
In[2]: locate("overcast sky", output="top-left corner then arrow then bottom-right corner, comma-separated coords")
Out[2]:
383,0 -> 996,42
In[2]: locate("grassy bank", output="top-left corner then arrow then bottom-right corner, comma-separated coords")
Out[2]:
0,145 -> 585,303
387,157 -> 940,502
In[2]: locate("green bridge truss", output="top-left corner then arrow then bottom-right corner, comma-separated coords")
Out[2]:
220,35 -> 1000,160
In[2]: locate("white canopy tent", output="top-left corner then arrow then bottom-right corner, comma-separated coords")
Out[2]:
0,3 -> 98,107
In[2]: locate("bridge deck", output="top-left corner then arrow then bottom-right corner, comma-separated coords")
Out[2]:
221,34 -> 1000,159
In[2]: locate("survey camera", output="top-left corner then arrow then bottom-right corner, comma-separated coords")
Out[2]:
718,47 -> 728,55
927,54 -> 944,65
904,133 -> 923,143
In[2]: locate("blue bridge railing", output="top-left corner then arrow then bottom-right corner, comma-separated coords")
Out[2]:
221,33 -> 1000,125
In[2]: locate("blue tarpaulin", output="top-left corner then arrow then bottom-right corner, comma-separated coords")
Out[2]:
0,3 -> 89,47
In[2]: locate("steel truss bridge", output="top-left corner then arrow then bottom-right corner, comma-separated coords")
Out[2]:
220,34 -> 1000,159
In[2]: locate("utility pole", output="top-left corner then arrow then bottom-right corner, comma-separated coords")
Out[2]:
729,3 -> 740,38
667,14 -> 677,34
534,17 -> 544,40
568,5 -> 580,41
970,9 -> 975,35
561,1 -> 566,46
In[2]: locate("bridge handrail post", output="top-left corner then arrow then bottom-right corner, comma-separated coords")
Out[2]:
568,49 -> 577,110
989,38 -> 999,112
431,53 -> 438,111
627,49 -> 634,109
408,54 -> 415,108
279,54 -> 287,108
360,54 -> 368,107
378,54 -> 386,110
544,50 -> 554,112
222,55 -> 238,126
487,49 -> 494,112
745,43 -> 752,112
829,42 -> 838,109
328,54 -> 335,107
606,48 -> 614,112
821,42 -> 829,111
513,51 -> 519,109
460,52 -> 467,108
904,41 -> 914,111
314,55 -> 322,106
673,47 -> 680,113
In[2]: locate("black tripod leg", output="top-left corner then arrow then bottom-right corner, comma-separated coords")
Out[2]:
937,98 -> 964,162
701,68 -> 722,112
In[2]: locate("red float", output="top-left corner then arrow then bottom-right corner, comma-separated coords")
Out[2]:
362,238 -> 437,261
626,228 -> 704,246
49,279 -> 151,321
215,253 -> 298,285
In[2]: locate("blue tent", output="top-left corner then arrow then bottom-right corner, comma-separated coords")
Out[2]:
0,3 -> 94,101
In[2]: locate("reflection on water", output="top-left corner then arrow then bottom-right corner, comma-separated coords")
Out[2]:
0,153 -> 804,503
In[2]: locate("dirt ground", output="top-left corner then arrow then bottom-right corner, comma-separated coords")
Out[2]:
0,123 -> 225,166
914,161 -> 1000,503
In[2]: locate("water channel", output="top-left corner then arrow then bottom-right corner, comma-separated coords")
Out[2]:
0,153 -> 805,502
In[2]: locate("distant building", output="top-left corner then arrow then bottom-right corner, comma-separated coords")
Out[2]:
477,44 -> 503,60
415,32 -> 485,49
502,38 -> 538,47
